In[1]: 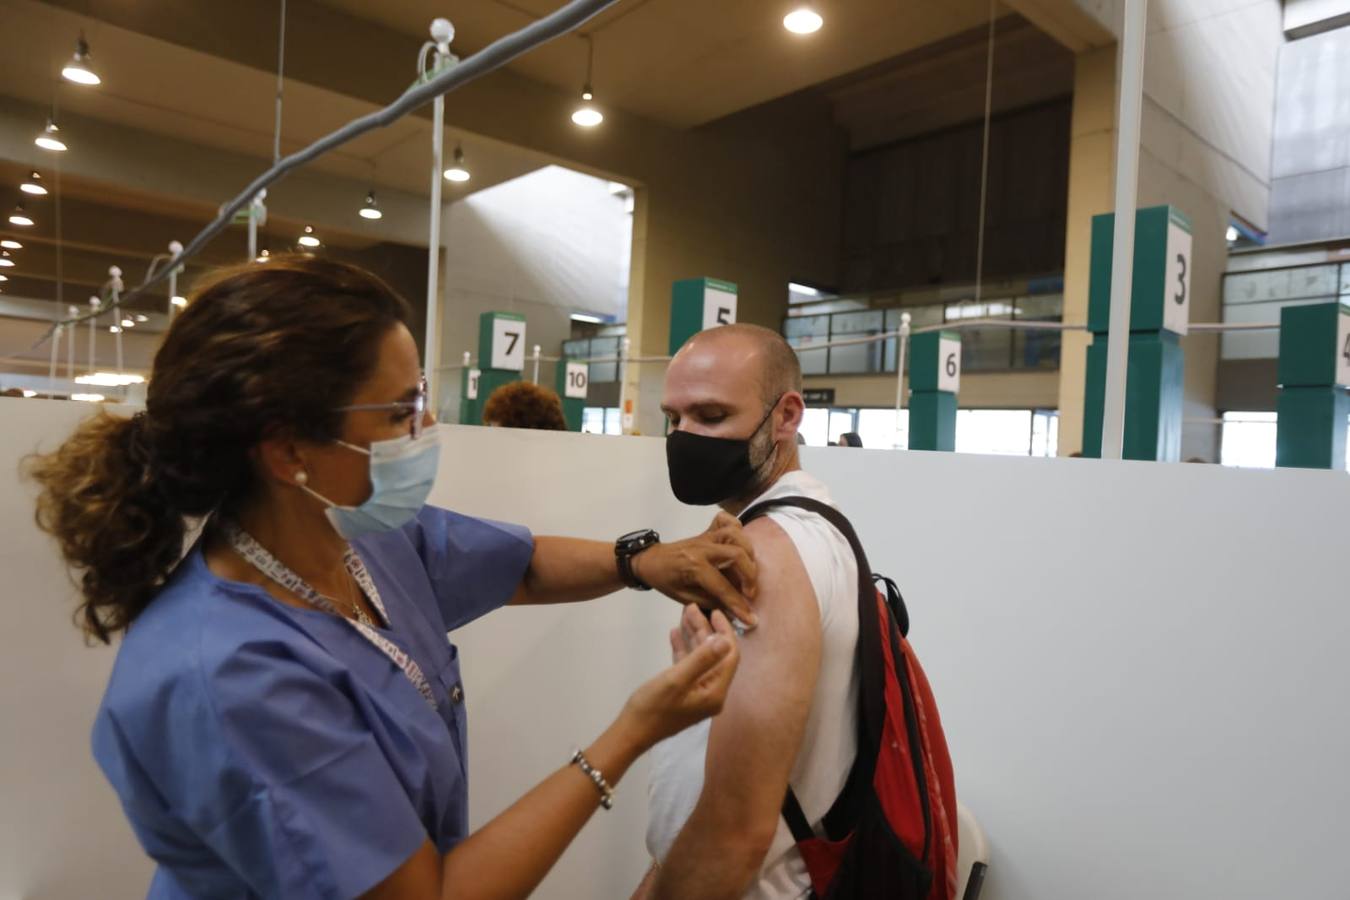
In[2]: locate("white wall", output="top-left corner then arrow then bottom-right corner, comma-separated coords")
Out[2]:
4,400 -> 1349,899
439,165 -> 633,422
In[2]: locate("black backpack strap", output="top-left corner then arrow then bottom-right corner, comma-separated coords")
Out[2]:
739,496 -> 889,841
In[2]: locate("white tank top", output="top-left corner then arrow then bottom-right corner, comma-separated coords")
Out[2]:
646,470 -> 860,899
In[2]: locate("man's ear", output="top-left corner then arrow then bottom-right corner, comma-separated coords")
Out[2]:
778,392 -> 805,437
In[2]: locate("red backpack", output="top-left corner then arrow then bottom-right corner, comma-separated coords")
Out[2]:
740,497 -> 958,900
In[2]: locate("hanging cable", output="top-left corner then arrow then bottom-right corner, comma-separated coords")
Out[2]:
973,0 -> 997,306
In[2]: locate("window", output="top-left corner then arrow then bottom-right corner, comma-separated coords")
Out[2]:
857,408 -> 908,450
1031,410 -> 1059,457
955,409 -> 1035,456
800,408 -> 830,446
1219,411 -> 1277,468
582,406 -> 624,435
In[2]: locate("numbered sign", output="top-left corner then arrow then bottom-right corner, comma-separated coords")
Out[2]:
491,318 -> 526,371
564,362 -> 589,399
1164,219 -> 1192,336
703,286 -> 737,330
466,369 -> 481,400
937,337 -> 961,393
1337,308 -> 1350,387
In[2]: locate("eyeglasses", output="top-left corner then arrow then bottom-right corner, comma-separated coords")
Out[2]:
337,375 -> 430,438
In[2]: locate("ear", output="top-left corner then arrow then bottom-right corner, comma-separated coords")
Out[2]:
255,433 -> 309,487
777,392 -> 805,439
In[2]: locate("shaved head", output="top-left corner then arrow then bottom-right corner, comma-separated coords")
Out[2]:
676,323 -> 801,406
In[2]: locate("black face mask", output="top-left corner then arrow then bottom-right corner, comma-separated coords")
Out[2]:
666,398 -> 781,506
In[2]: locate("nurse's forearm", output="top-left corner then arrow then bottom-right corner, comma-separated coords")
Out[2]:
438,713 -> 646,900
509,537 -> 623,605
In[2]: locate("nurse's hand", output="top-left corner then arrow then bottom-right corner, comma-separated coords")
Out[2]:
622,609 -> 740,747
633,511 -> 760,629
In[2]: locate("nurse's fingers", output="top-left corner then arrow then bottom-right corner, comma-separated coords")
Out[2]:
692,564 -> 758,630
666,612 -> 738,694
703,542 -> 758,602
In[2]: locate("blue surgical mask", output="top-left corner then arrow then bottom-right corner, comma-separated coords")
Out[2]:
300,425 -> 441,540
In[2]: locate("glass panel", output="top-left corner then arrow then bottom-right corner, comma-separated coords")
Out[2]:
603,407 -> 624,436
828,310 -> 885,374
562,339 -> 590,360
784,315 -> 830,339
1012,329 -> 1061,369
800,408 -> 829,447
582,407 -> 605,434
1223,265 -> 1339,305
1219,411 -> 1277,468
788,337 -> 829,375
588,336 -> 619,383
857,408 -> 908,450
957,328 -> 1014,372
830,310 -> 884,333
1015,294 -> 1063,320
1031,410 -> 1059,457
1220,297 -> 1327,360
1341,262 -> 1350,298
828,409 -> 857,445
956,409 -> 1033,456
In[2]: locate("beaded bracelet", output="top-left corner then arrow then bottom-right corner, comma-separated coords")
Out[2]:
570,748 -> 615,810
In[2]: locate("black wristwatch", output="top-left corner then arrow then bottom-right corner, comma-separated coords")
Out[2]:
615,529 -> 660,591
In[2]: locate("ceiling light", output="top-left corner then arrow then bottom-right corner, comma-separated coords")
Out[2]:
21,390 -> 37,398
35,119 -> 67,152
571,36 -> 604,128
788,282 -> 822,297
0,240 -> 21,250
71,393 -> 106,403
76,372 -> 145,387
255,249 -> 270,263
570,313 -> 604,324
297,225 -> 321,248
1226,225 -> 1239,242
0,252 -> 14,267
108,325 -> 121,333
443,145 -> 471,182
134,314 -> 148,322
359,190 -> 383,219
171,295 -> 187,308
121,318 -> 134,328
0,274 -> 7,282
8,205 -> 34,227
20,172 -> 47,196
783,5 -> 824,34
61,34 -> 101,86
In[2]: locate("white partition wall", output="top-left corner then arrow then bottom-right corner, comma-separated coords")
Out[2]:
4,401 -> 1349,899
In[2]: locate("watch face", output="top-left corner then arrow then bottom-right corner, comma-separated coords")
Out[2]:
618,529 -> 657,550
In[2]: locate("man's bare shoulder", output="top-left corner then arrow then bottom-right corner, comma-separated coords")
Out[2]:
741,516 -> 816,617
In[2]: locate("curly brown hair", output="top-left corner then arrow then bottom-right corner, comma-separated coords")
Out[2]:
26,255 -> 411,643
481,380 -> 568,430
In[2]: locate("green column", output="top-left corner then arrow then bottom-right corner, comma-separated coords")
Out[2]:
1081,205 -> 1192,461
670,277 -> 737,355
469,311 -> 526,424
908,331 -> 961,452
553,358 -> 588,432
1275,301 -> 1350,469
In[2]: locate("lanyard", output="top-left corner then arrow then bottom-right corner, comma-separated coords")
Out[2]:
221,521 -> 439,710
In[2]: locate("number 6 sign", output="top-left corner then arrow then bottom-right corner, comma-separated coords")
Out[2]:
937,336 -> 961,393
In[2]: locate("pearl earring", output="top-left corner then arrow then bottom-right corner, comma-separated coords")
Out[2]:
294,471 -> 309,486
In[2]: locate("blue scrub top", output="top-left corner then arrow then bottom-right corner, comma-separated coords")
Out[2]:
92,505 -> 534,899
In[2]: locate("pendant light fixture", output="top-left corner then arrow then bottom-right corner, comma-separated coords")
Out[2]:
359,190 -> 383,220
0,240 -> 21,249
0,250 -> 15,267
297,225 -> 321,248
571,35 -> 603,128
8,204 -> 34,227
35,119 -> 67,152
783,4 -> 824,34
443,145 -> 470,182
61,33 -> 102,86
20,172 -> 47,196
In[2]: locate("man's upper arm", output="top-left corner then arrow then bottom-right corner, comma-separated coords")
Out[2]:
693,516 -> 823,841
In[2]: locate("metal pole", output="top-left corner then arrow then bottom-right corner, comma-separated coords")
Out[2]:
67,307 -> 77,379
49,324 -> 62,398
88,296 -> 100,375
167,240 -> 182,318
424,19 -> 453,410
619,337 -> 631,435
110,267 -> 125,377
532,344 -> 541,384
1100,0 -> 1149,460
896,312 -> 912,417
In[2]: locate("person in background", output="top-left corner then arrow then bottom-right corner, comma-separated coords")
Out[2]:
27,256 -> 756,900
837,432 -> 862,448
482,381 -> 568,430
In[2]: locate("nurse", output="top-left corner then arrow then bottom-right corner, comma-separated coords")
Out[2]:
28,256 -> 752,899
